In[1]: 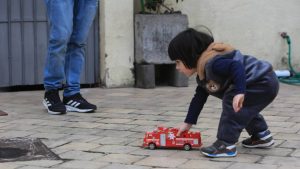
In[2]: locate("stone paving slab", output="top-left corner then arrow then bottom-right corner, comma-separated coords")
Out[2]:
93,145 -> 140,154
177,160 -> 232,169
0,82 -> 300,168
135,157 -> 188,168
7,160 -> 63,167
57,160 -> 108,169
278,140 -> 300,149
229,163 -> 278,169
260,156 -> 300,166
101,164 -> 151,169
95,153 -> 145,164
0,163 -> 23,169
59,150 -> 105,160
278,165 -> 300,169
18,167 -> 51,169
57,142 -> 101,151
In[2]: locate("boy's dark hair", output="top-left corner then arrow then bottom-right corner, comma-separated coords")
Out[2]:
168,28 -> 214,69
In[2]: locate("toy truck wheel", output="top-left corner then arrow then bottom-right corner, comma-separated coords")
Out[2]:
148,143 -> 156,150
183,144 -> 191,151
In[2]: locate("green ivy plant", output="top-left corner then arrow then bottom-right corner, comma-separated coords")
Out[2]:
140,0 -> 183,14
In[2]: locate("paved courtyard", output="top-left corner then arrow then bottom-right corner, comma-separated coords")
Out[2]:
0,80 -> 299,169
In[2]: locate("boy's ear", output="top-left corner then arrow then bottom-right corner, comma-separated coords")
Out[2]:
211,43 -> 235,52
211,43 -> 225,52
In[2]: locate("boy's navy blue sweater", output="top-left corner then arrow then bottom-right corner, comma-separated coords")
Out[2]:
185,57 -> 246,124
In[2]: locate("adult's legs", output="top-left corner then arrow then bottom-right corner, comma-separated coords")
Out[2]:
44,0 -> 74,90
64,0 -> 98,97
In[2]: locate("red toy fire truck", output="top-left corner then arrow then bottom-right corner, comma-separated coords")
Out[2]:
142,126 -> 202,151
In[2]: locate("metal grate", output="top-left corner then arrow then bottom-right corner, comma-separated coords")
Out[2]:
0,137 -> 61,162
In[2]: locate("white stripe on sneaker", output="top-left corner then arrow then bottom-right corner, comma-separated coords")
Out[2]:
45,99 -> 52,106
42,100 -> 63,115
226,145 -> 236,149
260,133 -> 272,140
71,101 -> 78,107
74,103 -> 80,107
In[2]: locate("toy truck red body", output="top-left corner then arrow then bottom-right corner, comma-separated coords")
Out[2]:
142,126 -> 202,151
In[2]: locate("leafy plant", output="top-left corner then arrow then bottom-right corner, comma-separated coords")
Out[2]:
140,0 -> 183,14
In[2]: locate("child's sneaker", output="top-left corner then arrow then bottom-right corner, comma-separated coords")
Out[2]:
242,130 -> 274,148
43,90 -> 66,115
63,93 -> 97,113
201,140 -> 237,158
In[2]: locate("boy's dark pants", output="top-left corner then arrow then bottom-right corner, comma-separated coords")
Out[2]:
217,71 -> 279,144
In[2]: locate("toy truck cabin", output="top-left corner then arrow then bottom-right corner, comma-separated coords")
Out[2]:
142,126 -> 202,151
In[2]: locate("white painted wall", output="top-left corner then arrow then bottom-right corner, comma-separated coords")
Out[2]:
100,0 -> 135,87
100,0 -> 300,87
165,0 -> 300,70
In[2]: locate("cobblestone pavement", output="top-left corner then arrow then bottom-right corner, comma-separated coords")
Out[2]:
0,80 -> 299,169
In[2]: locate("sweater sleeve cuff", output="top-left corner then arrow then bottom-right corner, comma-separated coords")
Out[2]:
231,87 -> 246,95
184,118 -> 197,125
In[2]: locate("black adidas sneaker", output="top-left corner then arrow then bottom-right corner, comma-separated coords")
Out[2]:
63,93 -> 97,113
43,90 -> 66,115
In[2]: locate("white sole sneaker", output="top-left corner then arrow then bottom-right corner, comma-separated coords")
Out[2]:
65,105 -> 94,113
201,151 -> 237,158
42,100 -> 65,115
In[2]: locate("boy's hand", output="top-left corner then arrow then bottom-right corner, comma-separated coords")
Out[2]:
176,123 -> 192,136
233,94 -> 245,112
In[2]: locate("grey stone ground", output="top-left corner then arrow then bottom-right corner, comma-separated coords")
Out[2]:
0,79 -> 299,169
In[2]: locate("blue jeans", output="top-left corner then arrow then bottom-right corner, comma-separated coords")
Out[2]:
44,0 -> 98,97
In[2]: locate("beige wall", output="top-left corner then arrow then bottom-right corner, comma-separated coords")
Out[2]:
166,0 -> 300,70
100,0 -> 300,87
100,0 -> 135,88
